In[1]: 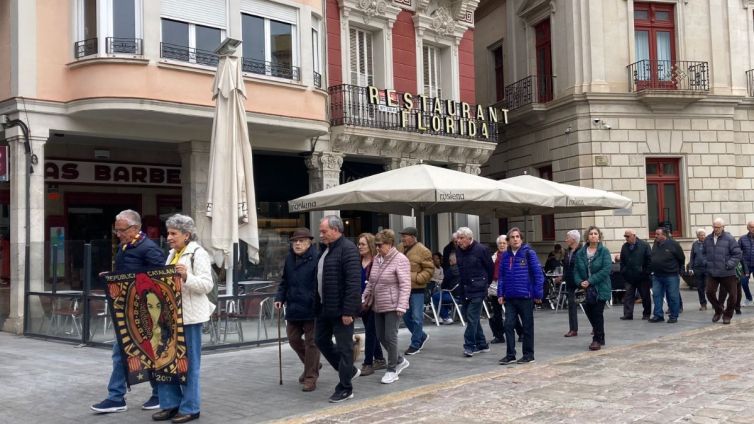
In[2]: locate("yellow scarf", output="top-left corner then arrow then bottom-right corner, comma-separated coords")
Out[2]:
170,245 -> 187,266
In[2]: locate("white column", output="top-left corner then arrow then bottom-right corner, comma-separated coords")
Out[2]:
10,0 -> 37,97
142,0 -> 161,59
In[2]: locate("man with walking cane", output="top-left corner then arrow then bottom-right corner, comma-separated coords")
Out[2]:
274,228 -> 321,392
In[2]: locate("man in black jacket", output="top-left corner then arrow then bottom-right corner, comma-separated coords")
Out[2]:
704,217 -> 743,324
620,229 -> 652,320
649,228 -> 685,323
315,215 -> 362,403
455,227 -> 494,358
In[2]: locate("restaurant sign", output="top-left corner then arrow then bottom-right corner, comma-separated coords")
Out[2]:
366,86 -> 508,140
44,160 -> 182,187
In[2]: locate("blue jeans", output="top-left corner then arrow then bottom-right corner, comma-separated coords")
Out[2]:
108,340 -> 158,402
505,298 -> 534,359
432,291 -> 456,319
462,298 -> 487,351
740,271 -> 753,302
402,292 -> 426,349
158,323 -> 202,414
652,274 -> 680,319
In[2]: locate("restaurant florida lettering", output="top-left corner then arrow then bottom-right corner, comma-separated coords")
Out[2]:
366,86 -> 509,140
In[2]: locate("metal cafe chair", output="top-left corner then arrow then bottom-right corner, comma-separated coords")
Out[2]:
423,282 -> 440,326
220,298 -> 244,343
434,284 -> 465,326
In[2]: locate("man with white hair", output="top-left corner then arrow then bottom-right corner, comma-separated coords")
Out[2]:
559,230 -> 582,337
703,218 -> 742,324
619,229 -> 652,320
454,227 -> 494,357
688,229 -> 708,310
737,221 -> 754,307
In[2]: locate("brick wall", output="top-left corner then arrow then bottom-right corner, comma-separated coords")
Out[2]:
326,0 -> 342,86
459,29 -> 475,104
392,10 -> 417,93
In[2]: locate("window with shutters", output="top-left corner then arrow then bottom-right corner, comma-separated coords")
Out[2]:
423,45 -> 441,98
74,0 -> 143,58
349,27 -> 373,86
160,18 -> 222,67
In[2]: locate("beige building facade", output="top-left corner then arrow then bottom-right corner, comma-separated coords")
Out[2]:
476,0 -> 754,255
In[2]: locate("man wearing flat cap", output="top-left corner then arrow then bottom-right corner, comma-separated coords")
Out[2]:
398,226 -> 434,355
275,228 -> 322,392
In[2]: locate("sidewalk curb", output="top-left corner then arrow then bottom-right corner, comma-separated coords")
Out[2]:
271,316 -> 754,423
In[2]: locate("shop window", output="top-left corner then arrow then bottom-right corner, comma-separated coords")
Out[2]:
539,165 -> 555,240
534,18 -> 553,103
242,13 -> 299,80
633,2 -> 675,88
350,27 -> 374,86
492,44 -> 504,102
160,18 -> 222,66
423,44 -> 442,98
646,158 -> 682,237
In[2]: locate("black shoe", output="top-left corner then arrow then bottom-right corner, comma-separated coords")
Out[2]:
404,346 -> 420,355
641,315 -> 650,320
490,337 -> 505,344
498,355 -> 517,365
619,316 -> 633,320
648,316 -> 664,323
667,318 -> 678,323
328,390 -> 354,403
516,356 -> 535,364
152,408 -> 179,421
171,412 -> 200,423
736,309 -> 742,315
418,333 -> 429,350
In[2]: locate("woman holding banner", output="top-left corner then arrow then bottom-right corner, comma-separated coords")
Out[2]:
152,214 -> 215,423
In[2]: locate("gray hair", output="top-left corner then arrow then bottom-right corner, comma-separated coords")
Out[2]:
713,217 -> 725,226
566,229 -> 581,243
496,234 -> 507,243
696,228 -> 706,236
321,215 -> 344,233
456,227 -> 474,240
116,209 -> 141,227
166,214 -> 198,241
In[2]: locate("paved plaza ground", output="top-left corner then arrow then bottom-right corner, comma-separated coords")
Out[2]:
2,289 -> 753,423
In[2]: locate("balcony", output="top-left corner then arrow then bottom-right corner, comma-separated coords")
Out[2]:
106,37 -> 142,55
160,42 -> 219,67
241,58 -> 300,81
502,75 -> 553,111
329,84 -> 498,142
314,71 -> 322,88
747,69 -> 754,97
627,60 -> 709,110
74,38 -> 98,59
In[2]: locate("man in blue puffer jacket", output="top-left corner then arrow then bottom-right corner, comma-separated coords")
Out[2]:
737,221 -> 754,307
454,227 -> 494,358
497,227 -> 544,365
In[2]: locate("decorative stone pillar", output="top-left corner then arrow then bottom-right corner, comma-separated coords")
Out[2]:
179,141 -> 210,247
3,127 -> 47,334
305,152 -> 344,228
383,157 -> 419,232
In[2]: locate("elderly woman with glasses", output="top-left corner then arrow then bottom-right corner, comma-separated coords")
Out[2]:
152,214 -> 214,423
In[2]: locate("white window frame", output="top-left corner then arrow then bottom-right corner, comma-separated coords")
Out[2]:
312,16 -> 322,74
349,26 -> 374,86
423,44 -> 441,98
76,0 -> 143,56
241,13 -> 300,79
160,18 -> 226,67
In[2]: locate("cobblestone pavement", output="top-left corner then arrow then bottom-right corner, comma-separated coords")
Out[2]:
280,318 -> 754,424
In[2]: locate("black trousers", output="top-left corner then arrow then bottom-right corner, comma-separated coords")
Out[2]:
504,298 -> 534,358
584,300 -> 606,344
623,279 -> 651,318
487,295 -> 504,340
314,316 -> 355,392
566,288 -> 578,332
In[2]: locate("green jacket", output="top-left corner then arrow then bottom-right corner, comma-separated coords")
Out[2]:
573,243 -> 613,302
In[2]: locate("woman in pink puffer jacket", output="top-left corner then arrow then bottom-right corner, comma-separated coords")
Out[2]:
363,229 -> 411,384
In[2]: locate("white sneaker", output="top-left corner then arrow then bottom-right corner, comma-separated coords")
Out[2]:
442,318 -> 454,325
381,371 -> 399,384
744,299 -> 753,307
395,358 -> 410,375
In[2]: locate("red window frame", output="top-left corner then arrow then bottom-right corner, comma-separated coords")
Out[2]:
646,158 -> 682,238
493,45 -> 504,102
539,165 -> 555,241
634,2 -> 676,89
534,19 -> 553,103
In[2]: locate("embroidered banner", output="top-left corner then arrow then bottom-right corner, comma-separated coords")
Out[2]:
105,266 -> 188,385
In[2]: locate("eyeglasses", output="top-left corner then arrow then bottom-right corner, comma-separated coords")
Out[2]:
113,225 -> 135,234
375,243 -> 384,247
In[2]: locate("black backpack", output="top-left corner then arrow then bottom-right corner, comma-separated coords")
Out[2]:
188,247 -> 220,305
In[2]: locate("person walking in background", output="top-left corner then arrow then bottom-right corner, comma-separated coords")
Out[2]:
619,229 -> 652,320
560,230 -> 582,337
488,235 -> 507,344
363,229 -> 411,384
315,215 -> 362,403
91,209 -> 166,414
573,226 -> 612,351
649,227 -> 685,324
498,227 -> 543,365
274,228 -> 321,392
455,227 -> 494,358
397,227 -> 434,356
737,221 -> 754,307
704,218 -> 742,324
152,214 -> 215,423
355,233 -> 385,376
688,229 -> 708,311
432,252 -> 462,325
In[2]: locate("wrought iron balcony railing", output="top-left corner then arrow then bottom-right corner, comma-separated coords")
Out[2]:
74,38 -> 98,59
160,42 -> 219,67
241,58 -> 300,81
627,60 -> 709,92
502,75 -> 553,111
747,69 -> 754,97
329,84 -> 498,142
314,71 -> 322,88
106,37 -> 142,55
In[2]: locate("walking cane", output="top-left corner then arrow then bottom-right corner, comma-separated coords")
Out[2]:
277,307 -> 283,385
